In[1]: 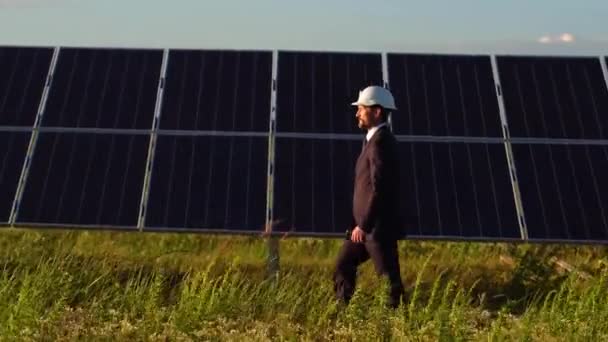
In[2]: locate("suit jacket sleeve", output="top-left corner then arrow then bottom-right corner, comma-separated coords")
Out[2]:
360,135 -> 392,232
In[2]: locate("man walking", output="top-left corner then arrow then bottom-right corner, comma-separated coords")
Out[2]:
333,85 -> 405,308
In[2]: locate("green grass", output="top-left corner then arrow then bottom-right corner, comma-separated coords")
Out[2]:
1,228 -> 608,340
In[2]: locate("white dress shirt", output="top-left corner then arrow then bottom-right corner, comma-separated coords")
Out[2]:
366,122 -> 388,141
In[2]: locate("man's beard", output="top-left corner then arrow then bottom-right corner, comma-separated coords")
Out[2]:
357,120 -> 368,130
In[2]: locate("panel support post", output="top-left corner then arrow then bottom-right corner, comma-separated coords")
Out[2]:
9,47 -> 61,226
138,49 -> 170,231
265,50 -> 280,278
491,55 -> 529,241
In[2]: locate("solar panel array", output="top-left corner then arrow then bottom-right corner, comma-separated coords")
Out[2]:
1,45 -> 607,244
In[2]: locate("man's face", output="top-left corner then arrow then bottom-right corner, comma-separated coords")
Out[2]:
355,105 -> 381,130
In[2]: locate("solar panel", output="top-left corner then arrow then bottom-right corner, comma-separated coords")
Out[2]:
512,144 -> 608,242
272,138 -> 520,239
145,135 -> 267,231
387,54 -> 502,137
159,50 -> 272,132
0,132 -> 30,224
497,56 -> 608,139
41,48 -> 163,129
16,133 -> 149,227
401,141 -> 519,239
273,138 -> 360,234
276,51 -> 383,133
492,55 -> 608,243
0,47 -> 53,126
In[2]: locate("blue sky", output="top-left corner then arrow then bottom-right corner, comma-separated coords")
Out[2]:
0,0 -> 606,55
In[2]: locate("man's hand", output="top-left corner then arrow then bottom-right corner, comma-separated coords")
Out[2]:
351,226 -> 366,243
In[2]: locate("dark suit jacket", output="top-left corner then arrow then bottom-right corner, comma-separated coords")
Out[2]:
352,126 -> 403,241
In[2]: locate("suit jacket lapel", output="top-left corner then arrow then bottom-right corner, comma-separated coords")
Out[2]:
358,126 -> 388,165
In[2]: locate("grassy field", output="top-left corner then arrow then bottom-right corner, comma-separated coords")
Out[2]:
1,228 -> 607,340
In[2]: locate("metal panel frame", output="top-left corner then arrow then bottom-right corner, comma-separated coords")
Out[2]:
491,55 -> 529,241
8,47 -> 60,225
264,50 -> 279,234
137,49 -> 170,230
510,138 -> 608,146
21,127 -> 608,145
12,220 -> 608,245
0,126 -> 32,132
381,52 -> 393,130
601,56 -> 608,96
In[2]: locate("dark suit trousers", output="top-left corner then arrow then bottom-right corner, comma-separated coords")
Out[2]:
333,238 -> 404,307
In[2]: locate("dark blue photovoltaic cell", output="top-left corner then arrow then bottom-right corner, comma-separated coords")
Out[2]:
42,48 -> 162,129
273,138 -> 520,239
513,144 -> 608,241
400,142 -> 519,239
387,54 -> 502,137
145,135 -> 267,230
0,132 -> 30,223
17,133 -> 148,226
160,50 -> 272,132
276,52 -> 383,133
498,56 -> 608,139
0,47 -> 53,126
273,138 -> 361,234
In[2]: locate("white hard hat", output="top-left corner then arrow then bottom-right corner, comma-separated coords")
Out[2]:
351,86 -> 397,111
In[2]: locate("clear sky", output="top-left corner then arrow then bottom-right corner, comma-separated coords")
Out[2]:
0,0 -> 606,55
